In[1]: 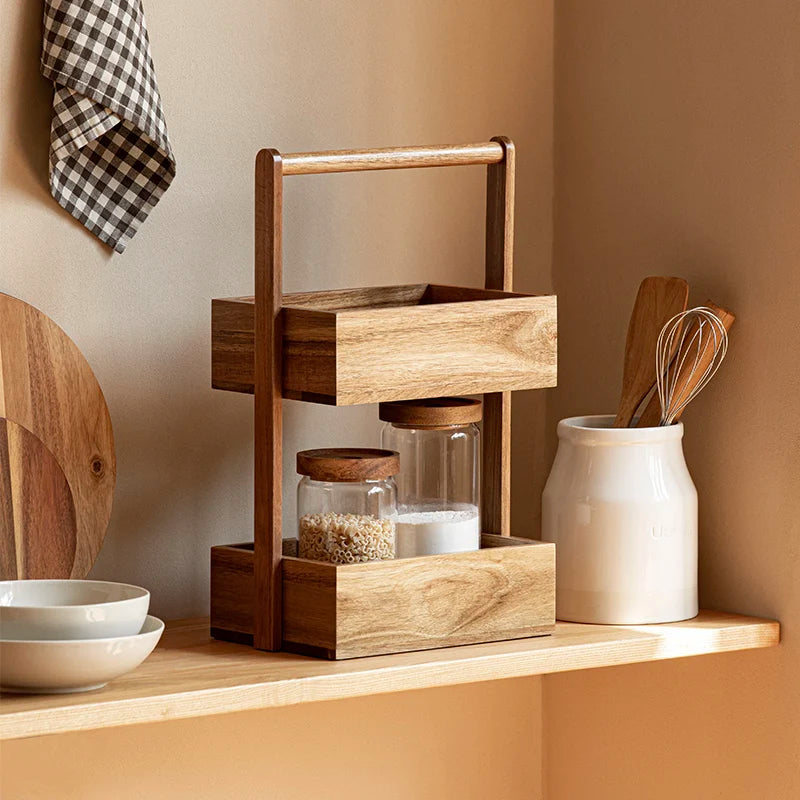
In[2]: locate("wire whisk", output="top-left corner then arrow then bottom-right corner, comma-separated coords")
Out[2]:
655,307 -> 729,425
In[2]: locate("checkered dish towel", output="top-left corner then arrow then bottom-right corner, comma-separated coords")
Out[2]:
41,0 -> 175,253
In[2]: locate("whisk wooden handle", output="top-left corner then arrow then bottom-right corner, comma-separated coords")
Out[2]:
637,300 -> 735,427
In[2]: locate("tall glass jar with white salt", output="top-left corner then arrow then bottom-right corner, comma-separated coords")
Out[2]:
379,398 -> 481,558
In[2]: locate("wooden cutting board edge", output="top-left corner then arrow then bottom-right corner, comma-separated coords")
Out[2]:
0,418 -> 78,579
0,293 -> 116,579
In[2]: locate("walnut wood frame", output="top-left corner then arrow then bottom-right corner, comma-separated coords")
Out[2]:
220,137 -> 548,653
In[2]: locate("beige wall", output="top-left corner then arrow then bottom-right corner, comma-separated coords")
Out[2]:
0,0 -> 552,798
545,1 -> 800,798
3,1 -> 797,798
1,679 -> 541,800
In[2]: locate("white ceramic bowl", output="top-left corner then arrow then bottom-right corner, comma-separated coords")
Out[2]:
0,580 -> 150,640
0,615 -> 164,693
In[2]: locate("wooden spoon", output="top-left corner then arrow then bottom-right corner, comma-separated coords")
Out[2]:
613,276 -> 689,427
636,300 -> 735,427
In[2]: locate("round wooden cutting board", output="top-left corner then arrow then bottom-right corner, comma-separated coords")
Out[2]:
0,293 -> 115,579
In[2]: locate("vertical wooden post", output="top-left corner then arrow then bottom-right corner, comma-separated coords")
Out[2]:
482,136 -> 515,536
254,149 -> 284,650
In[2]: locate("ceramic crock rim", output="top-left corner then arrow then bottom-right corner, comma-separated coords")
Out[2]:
557,414 -> 684,443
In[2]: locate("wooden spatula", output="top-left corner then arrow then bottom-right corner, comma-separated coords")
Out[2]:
636,299 -> 735,427
613,276 -> 689,427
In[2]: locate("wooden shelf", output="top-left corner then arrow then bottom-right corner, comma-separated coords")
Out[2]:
0,611 -> 778,740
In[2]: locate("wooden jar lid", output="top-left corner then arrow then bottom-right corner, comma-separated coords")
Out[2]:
378,397 -> 483,428
296,448 -> 400,482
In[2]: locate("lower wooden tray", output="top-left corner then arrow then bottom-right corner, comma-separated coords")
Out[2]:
211,534 -> 555,659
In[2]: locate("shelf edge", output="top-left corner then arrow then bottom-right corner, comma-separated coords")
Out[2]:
0,614 -> 779,741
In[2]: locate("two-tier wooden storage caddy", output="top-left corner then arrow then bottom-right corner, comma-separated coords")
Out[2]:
210,137 -> 558,659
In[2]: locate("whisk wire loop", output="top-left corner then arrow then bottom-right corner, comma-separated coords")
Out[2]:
655,307 -> 728,425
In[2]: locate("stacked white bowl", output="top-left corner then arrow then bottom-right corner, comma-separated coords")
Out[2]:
0,580 -> 164,694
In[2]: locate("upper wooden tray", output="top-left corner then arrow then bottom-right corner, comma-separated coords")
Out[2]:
212,283 -> 557,405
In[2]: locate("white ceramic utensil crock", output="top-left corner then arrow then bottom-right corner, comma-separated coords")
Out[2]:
542,415 -> 698,624
0,580 -> 150,640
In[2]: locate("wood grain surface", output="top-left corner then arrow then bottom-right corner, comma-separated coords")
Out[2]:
378,397 -> 482,428
0,419 -> 77,578
0,610 -> 779,740
213,536 -> 555,659
211,286 -> 557,404
305,290 -> 557,403
325,538 -> 555,659
210,543 -> 256,641
296,448 -> 399,482
613,276 -> 689,427
281,142 -> 504,175
0,293 -> 115,579
483,136 -> 516,536
253,150 -> 284,651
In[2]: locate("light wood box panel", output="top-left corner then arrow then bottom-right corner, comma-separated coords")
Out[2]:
210,535 -> 555,659
211,284 -> 557,405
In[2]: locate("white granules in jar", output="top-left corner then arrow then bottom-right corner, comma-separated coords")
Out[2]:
395,506 -> 481,558
298,512 -> 396,564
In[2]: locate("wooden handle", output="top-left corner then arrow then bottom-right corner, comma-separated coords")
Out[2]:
281,142 -> 505,176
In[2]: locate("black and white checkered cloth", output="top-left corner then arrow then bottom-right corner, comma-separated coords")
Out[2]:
41,0 -> 175,253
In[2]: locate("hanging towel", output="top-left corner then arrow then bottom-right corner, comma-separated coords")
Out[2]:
41,0 -> 176,253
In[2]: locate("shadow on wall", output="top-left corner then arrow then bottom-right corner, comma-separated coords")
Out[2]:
2,0 -> 112,256
3,0 -> 51,199
88,354 -> 256,619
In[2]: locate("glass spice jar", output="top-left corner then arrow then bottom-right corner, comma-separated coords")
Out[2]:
296,448 -> 399,564
379,398 -> 481,558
